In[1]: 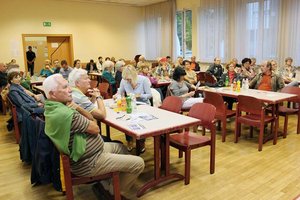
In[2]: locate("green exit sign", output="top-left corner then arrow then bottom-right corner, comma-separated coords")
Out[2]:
43,22 -> 51,27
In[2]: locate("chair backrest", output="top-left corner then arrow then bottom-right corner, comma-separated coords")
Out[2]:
160,96 -> 183,113
197,72 -> 206,84
188,103 -> 216,128
281,86 -> 300,103
237,95 -> 263,115
90,80 -> 98,89
98,82 -> 110,99
7,95 -> 20,143
204,73 -> 217,84
203,91 -> 226,114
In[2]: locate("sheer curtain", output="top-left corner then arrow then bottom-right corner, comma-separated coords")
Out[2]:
144,0 -> 177,60
279,0 -> 300,66
233,0 -> 281,63
198,0 -> 230,62
197,0 -> 295,65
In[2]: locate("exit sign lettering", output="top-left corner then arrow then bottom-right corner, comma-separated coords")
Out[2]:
43,22 -> 51,27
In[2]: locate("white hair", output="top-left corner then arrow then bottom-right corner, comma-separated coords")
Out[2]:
102,60 -> 114,70
68,68 -> 88,87
43,74 -> 63,98
115,61 -> 125,71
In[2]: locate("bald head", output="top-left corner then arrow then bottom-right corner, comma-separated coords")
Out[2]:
0,63 -> 7,72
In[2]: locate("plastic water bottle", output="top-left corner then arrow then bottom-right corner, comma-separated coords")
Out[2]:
130,93 -> 137,113
242,78 -> 246,90
225,75 -> 229,87
245,78 -> 249,89
236,80 -> 241,92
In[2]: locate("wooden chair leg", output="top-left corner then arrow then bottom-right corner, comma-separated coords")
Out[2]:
112,172 -> 121,200
178,150 -> 183,158
283,115 -> 288,138
297,112 -> 300,134
250,126 -> 253,138
210,143 -> 215,174
258,124 -> 264,151
202,127 -> 206,136
184,149 -> 191,185
234,121 -> 240,143
273,117 -> 278,145
222,118 -> 226,142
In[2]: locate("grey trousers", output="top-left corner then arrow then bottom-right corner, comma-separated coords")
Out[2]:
90,142 -> 145,194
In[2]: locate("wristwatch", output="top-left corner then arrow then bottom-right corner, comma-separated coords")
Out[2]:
96,95 -> 103,100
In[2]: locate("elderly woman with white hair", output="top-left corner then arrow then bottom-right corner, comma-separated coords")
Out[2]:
115,60 -> 125,87
102,60 -> 117,94
115,65 -> 152,152
68,68 -> 106,122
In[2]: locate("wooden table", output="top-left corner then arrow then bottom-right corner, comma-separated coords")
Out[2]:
89,72 -> 102,81
199,87 -> 296,104
199,86 -> 297,143
30,77 -> 45,86
101,99 -> 200,197
152,80 -> 171,88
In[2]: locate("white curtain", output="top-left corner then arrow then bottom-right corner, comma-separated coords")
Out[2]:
144,0 -> 177,60
197,0 -> 300,65
198,0 -> 230,62
279,0 -> 300,66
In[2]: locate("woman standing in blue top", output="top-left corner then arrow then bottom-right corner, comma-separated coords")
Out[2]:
114,65 -> 152,153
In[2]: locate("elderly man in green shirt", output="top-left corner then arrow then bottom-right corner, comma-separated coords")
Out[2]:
43,74 -> 144,199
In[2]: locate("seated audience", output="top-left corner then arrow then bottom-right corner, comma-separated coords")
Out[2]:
111,57 -> 116,64
53,59 -> 61,74
86,59 -> 97,73
183,60 -> 197,85
155,58 -> 171,80
59,60 -> 73,79
115,65 -> 152,152
105,57 -> 111,61
115,60 -> 125,87
102,61 -> 117,94
279,57 -> 298,87
169,67 -> 203,109
251,57 -> 260,74
231,58 -> 241,68
0,63 -> 7,89
139,63 -> 158,85
206,57 -> 223,81
73,59 -> 82,69
271,60 -> 279,74
40,64 -> 54,77
43,74 -> 144,199
8,71 -> 44,122
249,61 -> 284,92
175,56 -> 184,68
190,56 -> 200,71
241,58 -> 256,80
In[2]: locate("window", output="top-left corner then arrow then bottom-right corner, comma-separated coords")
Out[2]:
176,10 -> 192,58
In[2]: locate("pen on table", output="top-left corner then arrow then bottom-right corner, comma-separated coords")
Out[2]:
116,115 -> 125,119
138,123 -> 145,128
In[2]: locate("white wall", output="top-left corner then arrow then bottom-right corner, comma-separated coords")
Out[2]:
0,0 -> 145,71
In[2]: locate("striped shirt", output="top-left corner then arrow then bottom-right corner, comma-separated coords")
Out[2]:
69,112 -> 104,176
71,87 -> 96,113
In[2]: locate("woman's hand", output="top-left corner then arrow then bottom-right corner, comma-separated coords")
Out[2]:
34,94 -> 41,102
188,91 -> 195,97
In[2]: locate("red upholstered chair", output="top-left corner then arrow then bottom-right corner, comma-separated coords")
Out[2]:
203,91 -> 236,142
278,87 -> 300,137
197,72 -> 206,86
234,95 -> 278,151
169,103 -> 216,185
204,73 -> 217,85
159,96 -> 183,114
7,96 -> 21,144
98,82 -> 110,99
90,80 -> 98,89
61,154 -> 121,200
101,77 -> 114,98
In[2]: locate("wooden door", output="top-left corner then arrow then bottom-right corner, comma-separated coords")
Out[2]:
47,36 -> 72,67
23,36 -> 48,75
